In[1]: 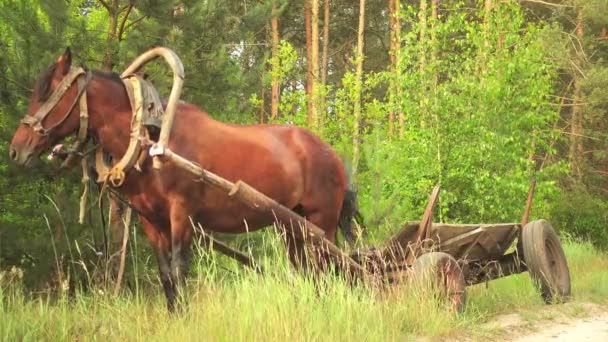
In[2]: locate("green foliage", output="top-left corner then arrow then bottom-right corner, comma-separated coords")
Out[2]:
550,187 -> 608,250
341,2 -> 566,232
1,0 -> 608,291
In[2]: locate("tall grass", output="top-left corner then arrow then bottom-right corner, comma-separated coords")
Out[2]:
1,236 -> 607,341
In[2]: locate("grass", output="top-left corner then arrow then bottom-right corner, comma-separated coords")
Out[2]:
1,237 -> 607,341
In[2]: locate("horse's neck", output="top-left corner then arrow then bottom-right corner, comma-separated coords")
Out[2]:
87,75 -> 226,163
87,77 -> 132,160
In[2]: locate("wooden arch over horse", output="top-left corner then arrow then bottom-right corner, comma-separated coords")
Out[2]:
8,47 -> 361,311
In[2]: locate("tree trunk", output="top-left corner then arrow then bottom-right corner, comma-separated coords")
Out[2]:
394,0 -> 403,137
352,0 -> 365,175
388,0 -> 396,137
418,0 -> 428,128
483,0 -> 493,48
570,10 -> 585,182
430,0 -> 438,87
321,0 -> 330,87
430,0 -> 443,221
389,0 -> 403,137
418,0 -> 427,74
100,0 -> 135,71
305,0 -> 314,124
270,1 -> 280,119
310,0 -> 320,128
102,0 -> 119,71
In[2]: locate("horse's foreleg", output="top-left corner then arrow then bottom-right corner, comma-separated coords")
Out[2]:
169,204 -> 194,307
140,216 -> 176,311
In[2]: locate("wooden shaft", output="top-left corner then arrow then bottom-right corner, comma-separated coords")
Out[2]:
196,225 -> 263,274
228,181 -> 326,238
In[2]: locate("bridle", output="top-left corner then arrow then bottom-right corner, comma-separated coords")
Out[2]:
20,66 -> 93,155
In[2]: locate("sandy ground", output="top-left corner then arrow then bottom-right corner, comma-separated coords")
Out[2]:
478,302 -> 608,342
513,311 -> 608,342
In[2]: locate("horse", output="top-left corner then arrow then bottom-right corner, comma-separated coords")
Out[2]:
8,48 -> 360,311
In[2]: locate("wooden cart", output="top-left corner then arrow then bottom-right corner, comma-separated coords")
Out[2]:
350,183 -> 572,311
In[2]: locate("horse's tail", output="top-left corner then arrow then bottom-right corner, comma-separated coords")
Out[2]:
338,160 -> 365,245
338,187 -> 364,245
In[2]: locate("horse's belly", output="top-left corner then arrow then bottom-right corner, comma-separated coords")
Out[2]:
194,206 -> 274,234
189,168 -> 302,234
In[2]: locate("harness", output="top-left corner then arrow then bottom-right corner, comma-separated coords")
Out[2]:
21,66 -> 92,159
21,66 -> 164,223
94,74 -> 164,187
20,47 -> 184,225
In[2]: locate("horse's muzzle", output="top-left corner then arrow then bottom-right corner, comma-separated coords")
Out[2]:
8,145 -> 35,167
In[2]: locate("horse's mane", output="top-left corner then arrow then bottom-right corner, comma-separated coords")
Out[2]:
35,63 -> 122,102
92,69 -> 122,84
35,64 -> 56,102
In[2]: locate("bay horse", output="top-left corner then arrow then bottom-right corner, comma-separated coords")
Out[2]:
8,48 -> 360,311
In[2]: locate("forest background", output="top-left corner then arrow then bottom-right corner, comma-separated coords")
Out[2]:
1,0 -> 607,290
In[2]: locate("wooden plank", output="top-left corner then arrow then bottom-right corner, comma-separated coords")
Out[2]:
405,186 -> 440,264
381,221 -> 419,262
438,226 -> 484,254
521,179 -> 536,226
421,186 -> 440,242
457,231 -> 485,260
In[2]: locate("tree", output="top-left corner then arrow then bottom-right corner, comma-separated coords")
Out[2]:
569,8 -> 585,182
418,0 -> 427,74
97,0 -> 139,71
484,0 -> 493,49
352,0 -> 365,175
388,0 -> 402,137
309,0 -> 320,128
305,0 -> 313,124
271,1 -> 281,119
321,0 -> 330,87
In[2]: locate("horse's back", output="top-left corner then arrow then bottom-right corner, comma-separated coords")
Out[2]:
164,104 -> 347,233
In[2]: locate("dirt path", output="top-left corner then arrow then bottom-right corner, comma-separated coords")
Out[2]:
473,302 -> 608,342
513,311 -> 608,342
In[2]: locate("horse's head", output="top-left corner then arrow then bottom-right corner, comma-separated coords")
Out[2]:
9,48 -> 90,167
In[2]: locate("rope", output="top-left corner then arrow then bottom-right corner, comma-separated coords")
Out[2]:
78,158 -> 91,224
113,206 -> 132,296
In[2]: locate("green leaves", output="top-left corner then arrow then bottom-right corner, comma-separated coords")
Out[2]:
348,2 -> 565,229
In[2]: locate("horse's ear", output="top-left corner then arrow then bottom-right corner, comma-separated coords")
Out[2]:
56,47 -> 72,75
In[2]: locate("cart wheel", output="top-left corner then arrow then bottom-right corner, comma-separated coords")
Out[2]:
412,252 -> 467,313
521,219 -> 571,303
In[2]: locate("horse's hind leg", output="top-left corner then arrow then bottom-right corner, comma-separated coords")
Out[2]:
282,229 -> 313,274
282,208 -> 338,274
